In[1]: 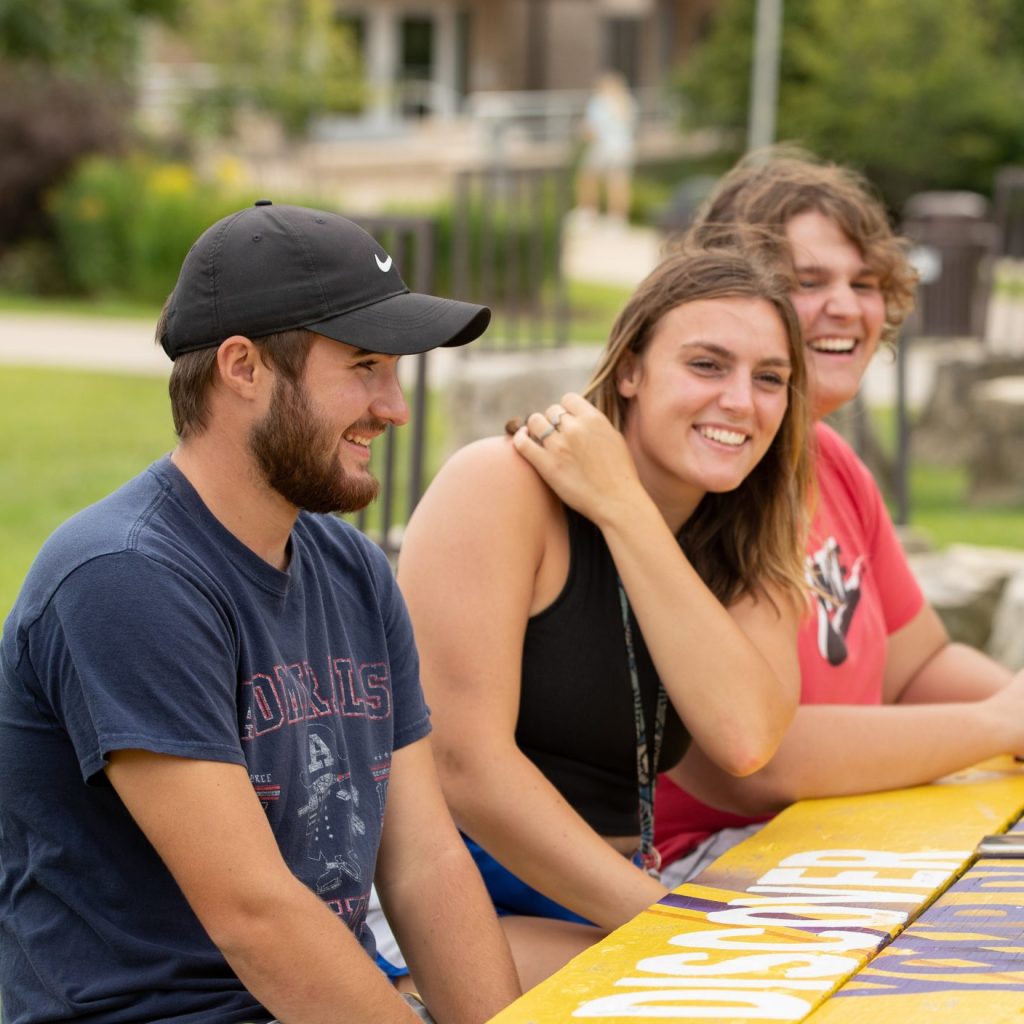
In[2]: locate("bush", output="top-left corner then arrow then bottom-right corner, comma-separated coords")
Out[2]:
48,154 -> 251,303
0,64 -> 126,252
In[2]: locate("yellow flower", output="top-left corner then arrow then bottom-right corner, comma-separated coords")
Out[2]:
76,196 -> 105,222
148,164 -> 195,196
212,155 -> 248,189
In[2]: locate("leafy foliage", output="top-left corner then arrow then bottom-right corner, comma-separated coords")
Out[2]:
0,0 -> 178,255
47,154 -> 251,302
180,0 -> 365,137
0,65 -> 127,250
678,0 -> 1024,208
0,0 -> 176,82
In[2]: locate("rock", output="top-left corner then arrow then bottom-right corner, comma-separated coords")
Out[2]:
907,544 -> 1024,649
988,569 -> 1024,670
913,352 -> 1024,466
967,375 -> 1024,505
441,345 -> 601,455
894,525 -> 935,555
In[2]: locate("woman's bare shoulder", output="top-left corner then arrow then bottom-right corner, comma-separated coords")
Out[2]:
399,435 -> 562,597
423,435 -> 553,507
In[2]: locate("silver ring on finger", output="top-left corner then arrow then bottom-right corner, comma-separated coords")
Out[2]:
535,424 -> 557,444
549,410 -> 564,429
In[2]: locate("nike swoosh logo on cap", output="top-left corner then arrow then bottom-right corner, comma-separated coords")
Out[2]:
375,253 -> 393,272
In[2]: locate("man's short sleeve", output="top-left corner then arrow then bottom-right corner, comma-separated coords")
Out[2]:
31,551 -> 246,782
360,538 -> 430,751
816,422 -> 923,635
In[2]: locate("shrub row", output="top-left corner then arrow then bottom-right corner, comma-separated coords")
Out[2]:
44,154 -> 251,304
6,153 -> 575,313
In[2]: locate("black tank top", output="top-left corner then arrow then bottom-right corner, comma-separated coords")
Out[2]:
516,507 -> 690,837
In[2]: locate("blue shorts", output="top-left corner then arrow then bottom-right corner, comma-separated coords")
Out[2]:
462,836 -> 592,924
368,835 -> 592,976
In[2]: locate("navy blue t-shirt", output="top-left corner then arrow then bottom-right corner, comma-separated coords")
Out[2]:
0,458 -> 430,1024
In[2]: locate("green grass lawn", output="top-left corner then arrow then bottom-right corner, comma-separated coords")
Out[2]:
0,291 -> 160,319
0,367 -> 176,618
865,404 -> 1024,550
4,362 -> 1024,619
0,364 -> 446,618
904,460 -> 1024,550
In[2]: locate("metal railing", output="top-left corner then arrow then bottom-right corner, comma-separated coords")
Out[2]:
464,86 -> 681,145
340,176 -> 575,556
451,164 -> 573,350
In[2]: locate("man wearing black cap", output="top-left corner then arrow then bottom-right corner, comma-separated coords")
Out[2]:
0,203 -> 521,1023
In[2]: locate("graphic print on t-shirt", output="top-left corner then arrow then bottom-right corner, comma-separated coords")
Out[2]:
805,536 -> 864,666
299,723 -> 367,894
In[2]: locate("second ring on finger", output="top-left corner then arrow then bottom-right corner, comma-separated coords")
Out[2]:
528,412 -> 558,445
546,405 -> 567,430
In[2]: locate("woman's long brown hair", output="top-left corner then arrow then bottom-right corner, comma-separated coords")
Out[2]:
584,245 -> 814,610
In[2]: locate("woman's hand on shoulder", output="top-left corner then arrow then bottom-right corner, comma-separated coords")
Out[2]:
511,393 -> 645,528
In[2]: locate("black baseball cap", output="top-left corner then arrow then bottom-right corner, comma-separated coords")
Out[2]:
160,200 -> 490,360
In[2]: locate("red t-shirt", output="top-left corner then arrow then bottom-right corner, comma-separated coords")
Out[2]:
655,422 -> 925,865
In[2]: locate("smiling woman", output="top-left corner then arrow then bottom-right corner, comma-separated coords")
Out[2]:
613,298 -> 792,512
366,245 -> 815,991
655,148 -> 1024,898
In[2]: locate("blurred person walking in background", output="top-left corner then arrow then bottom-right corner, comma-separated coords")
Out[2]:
574,71 -> 638,226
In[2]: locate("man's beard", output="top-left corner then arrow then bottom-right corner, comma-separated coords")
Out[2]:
248,375 -> 381,514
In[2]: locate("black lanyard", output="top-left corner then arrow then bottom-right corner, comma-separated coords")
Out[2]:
617,578 -> 666,877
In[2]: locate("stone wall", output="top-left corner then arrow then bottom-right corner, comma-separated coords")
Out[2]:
439,345 -> 602,456
907,543 -> 1024,670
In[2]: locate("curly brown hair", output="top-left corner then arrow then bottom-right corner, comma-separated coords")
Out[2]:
680,146 -> 918,343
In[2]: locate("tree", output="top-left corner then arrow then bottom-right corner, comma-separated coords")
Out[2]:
180,0 -> 364,138
0,0 -> 177,82
677,0 -> 1024,209
0,0 -> 178,251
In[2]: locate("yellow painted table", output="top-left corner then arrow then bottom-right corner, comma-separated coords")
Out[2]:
488,757 -> 1024,1022
806,817 -> 1024,1023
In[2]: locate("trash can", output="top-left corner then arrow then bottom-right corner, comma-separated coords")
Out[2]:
656,175 -> 719,239
994,165 -> 1024,259
900,191 -> 998,339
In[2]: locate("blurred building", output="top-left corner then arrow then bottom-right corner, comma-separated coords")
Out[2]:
334,0 -> 715,123
138,0 -> 719,208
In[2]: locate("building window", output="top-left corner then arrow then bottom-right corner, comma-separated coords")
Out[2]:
603,16 -> 641,86
400,15 -> 434,117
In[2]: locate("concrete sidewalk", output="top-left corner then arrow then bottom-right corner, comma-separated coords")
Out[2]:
0,308 -> 958,413
0,312 -> 168,377
0,310 -> 467,392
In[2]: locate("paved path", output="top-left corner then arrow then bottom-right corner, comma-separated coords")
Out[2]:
0,308 -> 959,412
0,313 -> 168,377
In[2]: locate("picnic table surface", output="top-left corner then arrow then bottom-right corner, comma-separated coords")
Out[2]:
489,756 -> 1024,1023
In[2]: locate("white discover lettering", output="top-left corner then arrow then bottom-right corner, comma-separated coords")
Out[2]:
572,987 -> 813,1019
570,848 -> 968,1019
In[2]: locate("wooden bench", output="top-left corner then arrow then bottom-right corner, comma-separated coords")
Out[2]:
488,756 -> 1024,1022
